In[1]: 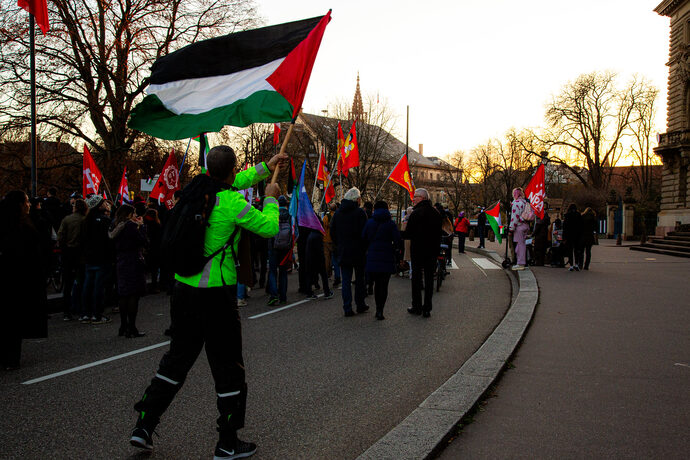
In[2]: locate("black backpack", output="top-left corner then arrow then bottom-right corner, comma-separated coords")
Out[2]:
160,175 -> 237,277
273,211 -> 292,249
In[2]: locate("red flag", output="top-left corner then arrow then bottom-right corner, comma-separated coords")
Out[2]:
83,145 -> 103,197
273,123 -> 281,145
324,169 -> 335,203
336,122 -> 347,177
150,150 -> 180,210
340,121 -> 360,174
18,0 -> 49,35
316,149 -> 327,181
266,11 -> 331,119
317,150 -> 335,203
388,153 -> 415,201
117,167 -> 129,205
525,164 -> 546,219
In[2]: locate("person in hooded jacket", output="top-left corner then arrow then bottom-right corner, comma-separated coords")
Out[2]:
330,187 -> 369,317
454,211 -> 470,254
109,204 -> 147,337
362,201 -> 401,320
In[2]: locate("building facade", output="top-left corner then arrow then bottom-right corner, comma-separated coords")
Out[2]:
654,0 -> 690,233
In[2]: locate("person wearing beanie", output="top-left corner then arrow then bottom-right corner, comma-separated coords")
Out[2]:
329,187 -> 369,316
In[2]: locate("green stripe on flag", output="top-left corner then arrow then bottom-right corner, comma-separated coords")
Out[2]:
128,91 -> 294,140
487,214 -> 502,244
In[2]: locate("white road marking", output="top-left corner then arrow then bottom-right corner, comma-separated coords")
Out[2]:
249,293 -> 324,320
448,258 -> 459,270
472,258 -> 501,270
645,258 -> 657,261
674,363 -> 690,368
22,341 -> 171,385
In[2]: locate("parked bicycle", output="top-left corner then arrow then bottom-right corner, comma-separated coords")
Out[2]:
46,247 -> 63,292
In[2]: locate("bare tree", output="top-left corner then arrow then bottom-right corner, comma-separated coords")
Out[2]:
440,150 -> 472,214
0,0 -> 261,185
628,80 -> 661,203
539,71 -> 648,189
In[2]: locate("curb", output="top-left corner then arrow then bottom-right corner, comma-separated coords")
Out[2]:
356,248 -> 539,460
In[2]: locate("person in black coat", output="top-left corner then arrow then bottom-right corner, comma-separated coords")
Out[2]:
0,191 -> 48,370
562,203 -> 584,271
81,195 -> 114,323
580,207 -> 597,270
330,187 -> 369,316
476,207 -> 487,249
402,188 -> 442,318
109,204 -> 148,337
362,201 -> 401,320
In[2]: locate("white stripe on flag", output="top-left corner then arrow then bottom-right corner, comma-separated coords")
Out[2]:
149,58 -> 284,115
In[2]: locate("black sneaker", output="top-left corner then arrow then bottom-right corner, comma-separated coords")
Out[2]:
130,427 -> 153,451
407,307 -> 422,315
344,310 -> 355,317
324,290 -> 334,299
356,304 -> 370,313
214,439 -> 257,459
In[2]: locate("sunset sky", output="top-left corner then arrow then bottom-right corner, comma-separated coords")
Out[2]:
258,0 -> 670,160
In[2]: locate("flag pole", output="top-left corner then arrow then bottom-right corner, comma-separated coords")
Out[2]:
373,154 -> 403,202
29,15 -> 37,197
269,120 -> 296,189
178,138 -> 193,174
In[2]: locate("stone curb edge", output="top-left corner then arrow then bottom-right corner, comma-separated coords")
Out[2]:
356,248 -> 539,460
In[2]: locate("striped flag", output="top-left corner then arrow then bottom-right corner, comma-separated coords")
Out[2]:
129,12 -> 332,140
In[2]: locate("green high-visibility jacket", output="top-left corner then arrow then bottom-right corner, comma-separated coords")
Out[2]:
175,162 -> 279,288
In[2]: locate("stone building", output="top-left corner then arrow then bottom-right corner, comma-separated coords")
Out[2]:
654,0 -> 690,233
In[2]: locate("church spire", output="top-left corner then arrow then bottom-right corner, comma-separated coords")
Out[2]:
350,72 -> 366,121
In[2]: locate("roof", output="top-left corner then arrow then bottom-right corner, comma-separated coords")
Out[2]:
297,112 -> 439,168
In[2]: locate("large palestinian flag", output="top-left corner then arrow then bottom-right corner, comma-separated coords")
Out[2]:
129,12 -> 331,140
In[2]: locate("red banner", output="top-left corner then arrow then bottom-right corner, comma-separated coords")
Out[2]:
18,0 -> 49,35
525,163 -> 545,219
82,145 -> 102,197
388,153 -> 415,201
150,150 -> 180,209
117,167 -> 129,205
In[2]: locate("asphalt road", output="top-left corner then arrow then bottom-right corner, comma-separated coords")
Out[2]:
1,251 -> 510,459
438,241 -> 690,459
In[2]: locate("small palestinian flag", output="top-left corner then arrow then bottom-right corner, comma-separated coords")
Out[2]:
193,133 -> 210,174
485,201 -> 502,244
129,12 -> 331,140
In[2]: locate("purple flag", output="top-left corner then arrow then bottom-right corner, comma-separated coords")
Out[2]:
296,161 -> 324,233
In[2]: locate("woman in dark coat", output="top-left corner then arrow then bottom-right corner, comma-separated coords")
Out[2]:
109,204 -> 147,337
362,201 -> 402,320
562,203 -> 584,271
580,207 -> 597,270
0,191 -> 47,369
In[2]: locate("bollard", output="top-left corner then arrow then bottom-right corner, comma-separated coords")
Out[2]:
616,234 -> 622,246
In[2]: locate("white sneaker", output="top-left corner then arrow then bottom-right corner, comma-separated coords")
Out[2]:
237,298 -> 248,307
511,265 -> 525,271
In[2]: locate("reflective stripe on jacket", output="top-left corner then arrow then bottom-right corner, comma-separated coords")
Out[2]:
175,163 -> 278,288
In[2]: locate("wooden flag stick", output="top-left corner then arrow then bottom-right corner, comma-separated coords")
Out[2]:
270,122 -> 296,186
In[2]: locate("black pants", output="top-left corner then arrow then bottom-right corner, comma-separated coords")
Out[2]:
0,330 -> 21,368
61,248 -> 82,316
456,233 -> 466,254
118,295 -> 140,334
134,283 -> 246,441
411,256 -> 436,312
567,242 -> 584,268
369,272 -> 391,314
584,244 -> 593,269
478,224 -> 485,248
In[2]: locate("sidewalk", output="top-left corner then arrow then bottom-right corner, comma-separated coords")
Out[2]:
437,239 -> 690,458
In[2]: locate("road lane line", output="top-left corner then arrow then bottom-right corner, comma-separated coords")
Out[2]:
249,294 -> 324,320
22,341 -> 171,385
469,258 -> 489,277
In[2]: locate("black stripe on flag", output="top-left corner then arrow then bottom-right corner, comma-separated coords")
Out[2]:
150,16 -> 323,85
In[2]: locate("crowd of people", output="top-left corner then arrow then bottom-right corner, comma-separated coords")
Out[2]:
509,187 -> 599,271
1,147 -> 600,458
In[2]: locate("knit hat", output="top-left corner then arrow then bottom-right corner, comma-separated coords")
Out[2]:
278,195 -> 288,207
86,194 -> 104,209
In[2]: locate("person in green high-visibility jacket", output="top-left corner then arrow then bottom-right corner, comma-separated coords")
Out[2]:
130,145 -> 285,459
